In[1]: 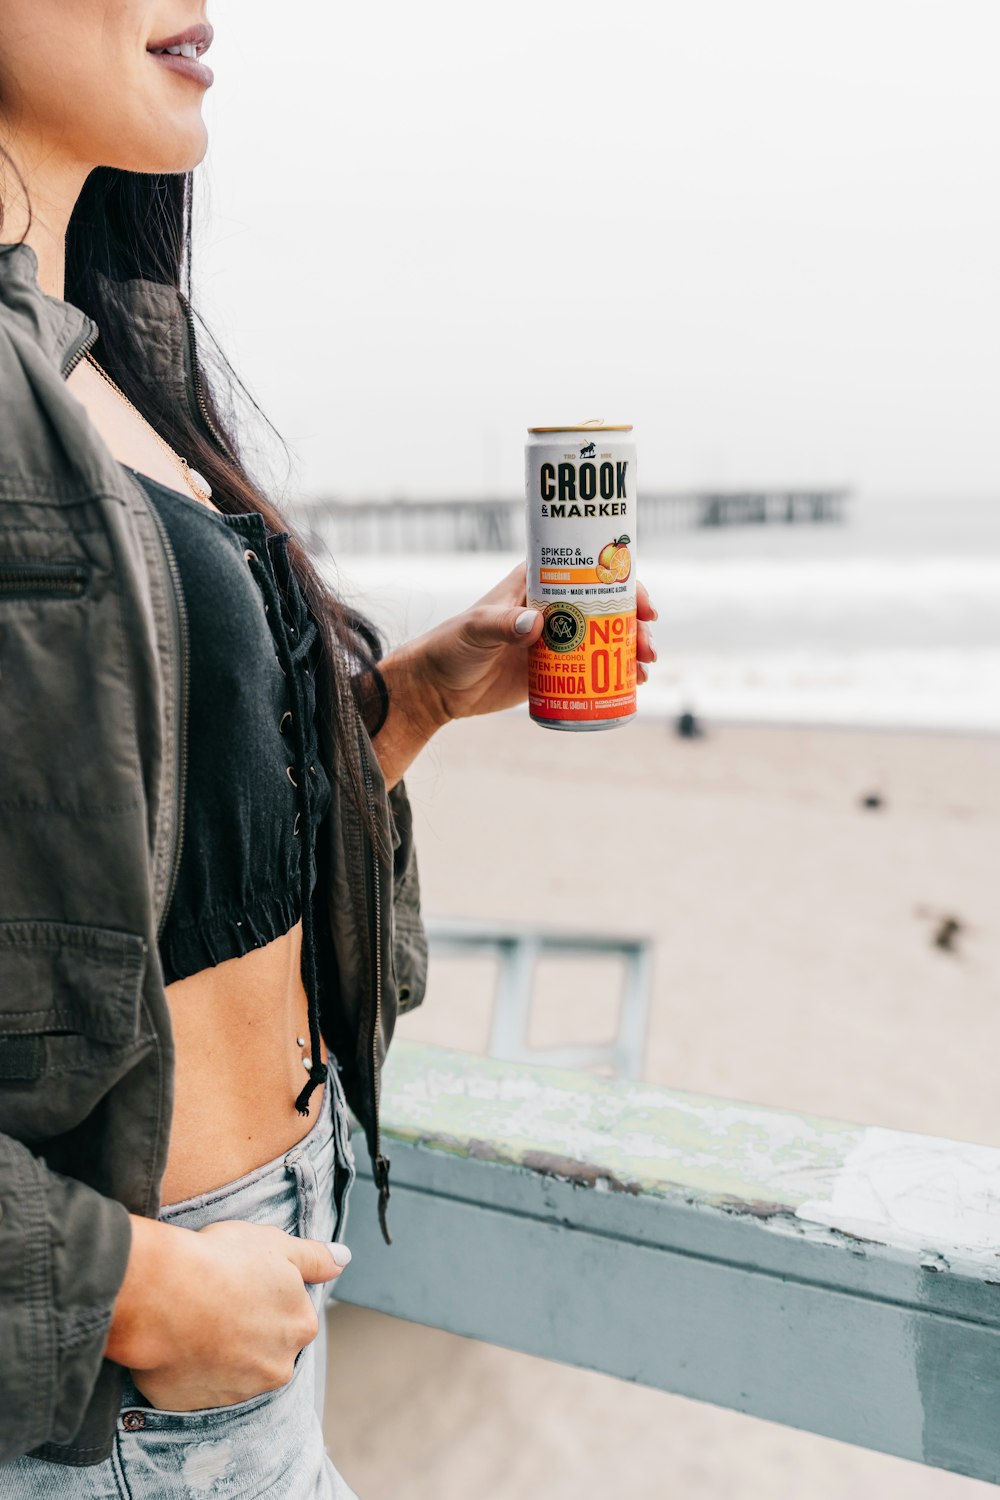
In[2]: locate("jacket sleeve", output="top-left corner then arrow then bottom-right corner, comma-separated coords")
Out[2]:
348,631 -> 428,1017
0,1135 -> 132,1460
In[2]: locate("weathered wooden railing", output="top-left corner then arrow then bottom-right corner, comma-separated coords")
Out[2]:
338,1040 -> 1000,1485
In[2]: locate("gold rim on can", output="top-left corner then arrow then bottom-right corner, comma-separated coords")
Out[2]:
528,420 -> 633,434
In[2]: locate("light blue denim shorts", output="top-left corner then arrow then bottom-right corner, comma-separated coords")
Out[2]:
0,1065 -> 359,1499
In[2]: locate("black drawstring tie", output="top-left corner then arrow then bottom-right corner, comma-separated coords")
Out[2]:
295,1057 -> 328,1116
374,1154 -> 392,1244
254,537 -> 329,1120
291,642 -> 327,1117
289,609 -> 327,1118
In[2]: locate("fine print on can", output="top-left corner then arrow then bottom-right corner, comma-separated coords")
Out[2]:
525,422 -> 637,731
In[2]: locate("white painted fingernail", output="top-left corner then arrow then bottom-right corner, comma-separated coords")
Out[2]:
515,609 -> 539,634
329,1242 -> 352,1267
647,629 -> 656,656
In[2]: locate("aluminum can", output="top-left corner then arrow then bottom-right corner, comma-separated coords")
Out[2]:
525,423 -> 637,731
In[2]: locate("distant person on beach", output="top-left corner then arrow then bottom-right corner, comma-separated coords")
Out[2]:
0,3 -> 656,1495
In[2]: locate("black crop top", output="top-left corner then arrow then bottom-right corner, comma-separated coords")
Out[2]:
123,465 -> 333,1113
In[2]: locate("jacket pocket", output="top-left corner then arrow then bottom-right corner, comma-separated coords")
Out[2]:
0,559 -> 89,598
0,920 -> 148,1144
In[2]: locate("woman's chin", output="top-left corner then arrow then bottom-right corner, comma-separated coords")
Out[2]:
107,120 -> 209,177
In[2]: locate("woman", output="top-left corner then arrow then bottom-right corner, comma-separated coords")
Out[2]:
0,3 -> 657,1495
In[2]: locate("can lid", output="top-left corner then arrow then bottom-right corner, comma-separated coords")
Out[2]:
528,418 -> 633,433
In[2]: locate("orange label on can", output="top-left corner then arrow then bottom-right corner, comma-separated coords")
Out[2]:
528,610 -> 637,722
539,566 -> 598,584
526,428 -> 638,728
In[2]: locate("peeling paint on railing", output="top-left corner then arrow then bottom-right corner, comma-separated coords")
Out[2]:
378,1041 -> 1000,1271
795,1126 -> 1000,1263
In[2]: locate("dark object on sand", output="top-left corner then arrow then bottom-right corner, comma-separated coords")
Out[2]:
860,791 -> 884,810
932,916 -> 963,954
914,903 -> 970,958
676,710 -> 704,739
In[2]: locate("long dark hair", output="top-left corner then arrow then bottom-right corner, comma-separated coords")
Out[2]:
5,165 -> 389,846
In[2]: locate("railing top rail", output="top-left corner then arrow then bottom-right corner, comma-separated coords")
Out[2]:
426,916 -> 651,956
378,1040 -> 1000,1283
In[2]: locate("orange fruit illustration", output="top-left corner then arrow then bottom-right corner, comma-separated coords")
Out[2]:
596,535 -> 631,583
610,547 -> 631,580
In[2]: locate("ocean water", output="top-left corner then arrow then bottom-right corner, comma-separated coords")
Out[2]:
324,494 -> 1000,733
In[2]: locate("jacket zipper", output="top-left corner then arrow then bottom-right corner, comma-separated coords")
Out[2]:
179,295 -> 233,458
0,561 -> 87,597
146,501 -> 190,942
362,745 -> 393,1245
61,321 -> 99,380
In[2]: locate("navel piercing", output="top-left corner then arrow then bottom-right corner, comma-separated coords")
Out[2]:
296,1034 -> 312,1070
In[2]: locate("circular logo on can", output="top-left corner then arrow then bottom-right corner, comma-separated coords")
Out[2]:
542,601 -> 586,653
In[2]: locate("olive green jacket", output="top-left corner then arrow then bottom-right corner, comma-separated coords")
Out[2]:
0,242 -> 427,1466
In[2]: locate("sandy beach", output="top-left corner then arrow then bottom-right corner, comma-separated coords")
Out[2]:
324,713 -> 1000,1497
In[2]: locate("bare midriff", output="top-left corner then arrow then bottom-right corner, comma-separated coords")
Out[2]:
159,918 -> 329,1206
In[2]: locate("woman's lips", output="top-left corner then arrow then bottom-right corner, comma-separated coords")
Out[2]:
149,50 -> 214,87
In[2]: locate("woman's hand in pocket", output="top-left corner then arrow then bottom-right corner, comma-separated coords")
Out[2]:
106,1214 -> 350,1411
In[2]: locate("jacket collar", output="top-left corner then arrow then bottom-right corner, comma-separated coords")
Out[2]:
0,241 -> 97,374
0,240 -> 206,433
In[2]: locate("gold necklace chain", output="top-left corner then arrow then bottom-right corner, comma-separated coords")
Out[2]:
84,351 -> 213,504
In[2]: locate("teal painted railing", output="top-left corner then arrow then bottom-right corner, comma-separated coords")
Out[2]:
337,1041 -> 1000,1486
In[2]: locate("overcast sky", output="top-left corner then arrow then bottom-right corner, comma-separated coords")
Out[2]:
194,1 -> 1000,502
